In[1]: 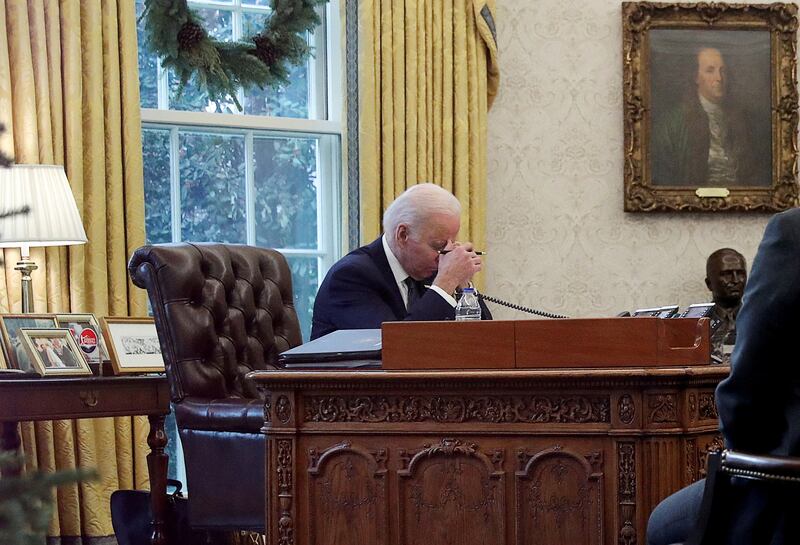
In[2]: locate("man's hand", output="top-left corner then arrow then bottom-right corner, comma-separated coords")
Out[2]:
432,242 -> 482,295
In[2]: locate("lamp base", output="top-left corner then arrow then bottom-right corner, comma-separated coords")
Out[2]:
14,258 -> 37,313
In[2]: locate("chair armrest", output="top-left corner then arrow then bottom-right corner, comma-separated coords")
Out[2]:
175,397 -> 266,433
721,450 -> 800,482
686,448 -> 800,545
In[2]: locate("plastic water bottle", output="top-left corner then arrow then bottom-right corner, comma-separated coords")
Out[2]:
455,287 -> 482,321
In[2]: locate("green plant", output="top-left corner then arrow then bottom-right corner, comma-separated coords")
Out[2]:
139,0 -> 327,109
0,450 -> 96,545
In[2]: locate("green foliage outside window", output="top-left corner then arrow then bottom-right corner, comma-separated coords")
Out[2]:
137,0 -> 333,340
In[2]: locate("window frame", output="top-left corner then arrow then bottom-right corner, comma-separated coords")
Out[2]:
139,0 -> 344,281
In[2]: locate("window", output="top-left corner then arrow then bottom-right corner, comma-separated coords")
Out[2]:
136,0 -> 343,342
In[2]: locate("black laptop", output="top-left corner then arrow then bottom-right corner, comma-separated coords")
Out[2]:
278,329 -> 382,369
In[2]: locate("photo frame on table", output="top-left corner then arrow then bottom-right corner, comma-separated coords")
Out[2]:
56,313 -> 111,364
19,328 -> 92,377
622,2 -> 798,212
0,314 -> 58,371
101,316 -> 164,375
0,342 -> 7,370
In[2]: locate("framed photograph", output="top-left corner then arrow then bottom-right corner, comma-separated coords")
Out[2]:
101,316 -> 164,375
19,328 -> 92,376
56,313 -> 110,364
0,314 -> 58,371
622,2 -> 798,212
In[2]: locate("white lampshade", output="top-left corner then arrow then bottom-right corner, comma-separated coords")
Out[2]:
0,164 -> 87,254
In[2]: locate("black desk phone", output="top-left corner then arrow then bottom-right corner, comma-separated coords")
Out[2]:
630,303 -> 721,332
679,303 -> 715,318
632,305 -> 679,318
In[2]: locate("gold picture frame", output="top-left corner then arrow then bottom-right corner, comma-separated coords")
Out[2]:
622,2 -> 798,212
56,313 -> 111,364
19,328 -> 92,376
0,314 -> 58,371
101,316 -> 164,375
0,341 -> 8,370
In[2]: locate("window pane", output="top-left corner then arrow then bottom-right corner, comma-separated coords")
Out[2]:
179,132 -> 246,243
169,9 -> 237,113
169,73 -> 240,114
142,128 -> 172,243
253,136 -> 318,249
242,12 -> 310,118
136,0 -> 158,108
286,256 -> 319,341
241,8 -> 270,34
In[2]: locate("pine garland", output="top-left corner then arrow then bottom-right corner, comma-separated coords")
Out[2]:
0,451 -> 95,545
141,0 -> 328,110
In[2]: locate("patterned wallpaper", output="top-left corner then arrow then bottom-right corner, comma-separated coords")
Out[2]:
484,0 -> 774,320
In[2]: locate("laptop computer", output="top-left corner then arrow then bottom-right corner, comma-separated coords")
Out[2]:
278,329 -> 382,369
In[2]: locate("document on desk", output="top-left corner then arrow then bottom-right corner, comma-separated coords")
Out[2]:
278,329 -> 382,368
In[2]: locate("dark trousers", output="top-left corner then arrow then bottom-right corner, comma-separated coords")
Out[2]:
648,476 -> 800,545
647,479 -> 705,545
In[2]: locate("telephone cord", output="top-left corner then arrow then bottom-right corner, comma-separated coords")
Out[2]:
477,293 -> 569,319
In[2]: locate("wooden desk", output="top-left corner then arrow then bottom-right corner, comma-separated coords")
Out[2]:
0,375 -> 171,545
251,366 -> 728,545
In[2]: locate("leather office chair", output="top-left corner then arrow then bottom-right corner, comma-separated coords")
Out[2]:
129,242 -> 302,532
684,449 -> 800,545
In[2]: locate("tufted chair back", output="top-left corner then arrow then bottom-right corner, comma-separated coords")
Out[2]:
129,242 -> 302,531
129,242 -> 301,403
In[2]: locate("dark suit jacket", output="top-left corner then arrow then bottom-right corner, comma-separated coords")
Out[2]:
651,93 -> 769,187
311,237 -> 492,340
713,208 -> 800,544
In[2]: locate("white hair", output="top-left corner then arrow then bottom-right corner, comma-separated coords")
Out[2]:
382,183 -> 461,235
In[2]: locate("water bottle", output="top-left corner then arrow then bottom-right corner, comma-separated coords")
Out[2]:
455,287 -> 482,321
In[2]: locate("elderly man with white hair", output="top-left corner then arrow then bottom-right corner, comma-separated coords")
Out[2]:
311,183 -> 491,340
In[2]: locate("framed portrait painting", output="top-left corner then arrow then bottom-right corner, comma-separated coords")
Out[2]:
102,317 -> 164,375
622,2 -> 798,212
19,328 -> 92,376
0,314 -> 58,371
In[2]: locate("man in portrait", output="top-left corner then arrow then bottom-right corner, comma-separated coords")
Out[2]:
651,45 -> 770,187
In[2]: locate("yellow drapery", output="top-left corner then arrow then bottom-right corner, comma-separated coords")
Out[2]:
358,0 -> 499,255
0,1 -> 150,542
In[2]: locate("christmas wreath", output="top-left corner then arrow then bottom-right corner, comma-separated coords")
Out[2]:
140,0 -> 328,109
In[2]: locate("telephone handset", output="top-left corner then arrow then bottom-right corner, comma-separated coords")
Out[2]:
477,292 -> 569,319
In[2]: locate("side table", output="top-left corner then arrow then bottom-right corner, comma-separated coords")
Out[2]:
0,375 -> 171,545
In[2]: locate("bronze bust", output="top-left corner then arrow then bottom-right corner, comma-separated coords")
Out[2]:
705,248 -> 747,361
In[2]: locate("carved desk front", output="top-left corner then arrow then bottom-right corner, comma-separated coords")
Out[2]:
249,366 -> 728,545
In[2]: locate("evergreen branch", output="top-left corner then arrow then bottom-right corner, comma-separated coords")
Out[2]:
142,0 -> 329,109
0,451 -> 97,545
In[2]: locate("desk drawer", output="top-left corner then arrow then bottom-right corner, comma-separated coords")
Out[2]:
0,378 -> 169,421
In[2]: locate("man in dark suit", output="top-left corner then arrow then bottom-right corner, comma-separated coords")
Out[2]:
651,47 -> 768,187
647,208 -> 800,545
311,183 -> 491,340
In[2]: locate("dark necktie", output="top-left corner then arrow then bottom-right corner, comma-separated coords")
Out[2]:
404,277 -> 425,310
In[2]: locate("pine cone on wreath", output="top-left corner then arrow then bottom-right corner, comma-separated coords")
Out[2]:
177,22 -> 206,51
252,35 -> 281,68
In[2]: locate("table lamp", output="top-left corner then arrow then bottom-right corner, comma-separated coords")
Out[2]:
0,164 -> 87,313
